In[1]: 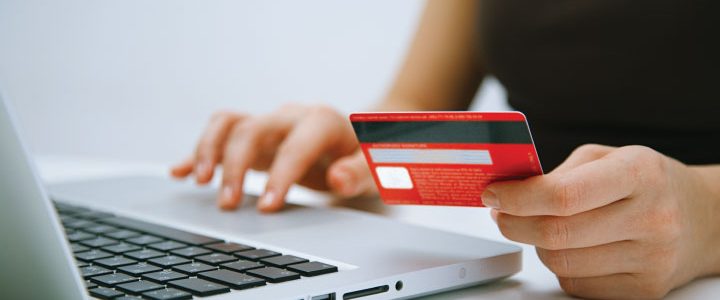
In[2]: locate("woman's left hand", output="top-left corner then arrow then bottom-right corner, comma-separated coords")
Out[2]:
482,144 -> 720,299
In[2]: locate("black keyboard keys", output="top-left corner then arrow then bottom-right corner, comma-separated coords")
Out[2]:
105,229 -> 141,240
234,249 -> 280,261
287,261 -> 339,277
116,280 -> 164,295
198,269 -> 266,290
118,262 -> 162,276
76,249 -> 113,262
103,242 -> 142,254
204,242 -> 254,254
89,286 -> 124,299
66,231 -> 95,242
81,236 -> 119,248
260,255 -> 308,267
195,253 -> 237,265
94,256 -> 137,268
148,240 -> 187,251
142,270 -> 189,283
172,262 -> 216,275
124,249 -> 165,261
170,246 -> 212,258
70,243 -> 90,253
168,278 -> 230,297
102,216 -> 223,245
126,235 -> 164,246
221,260 -> 264,272
142,288 -> 192,300
247,267 -> 300,283
79,265 -> 112,278
91,273 -> 138,287
148,255 -> 191,268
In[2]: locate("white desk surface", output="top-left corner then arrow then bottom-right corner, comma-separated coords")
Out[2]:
37,156 -> 718,300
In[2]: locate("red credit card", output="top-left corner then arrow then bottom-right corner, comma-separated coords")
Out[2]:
350,112 -> 543,207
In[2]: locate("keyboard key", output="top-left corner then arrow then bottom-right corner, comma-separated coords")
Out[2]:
142,270 -> 189,283
84,224 -> 120,234
204,242 -> 254,254
90,273 -> 138,287
76,210 -> 114,220
115,296 -> 143,300
85,280 -> 98,289
105,229 -> 142,240
126,235 -> 164,246
93,256 -> 138,268
79,265 -> 112,278
168,278 -> 230,297
148,255 -> 191,268
118,262 -> 162,276
171,246 -> 211,258
195,253 -> 238,265
76,260 -> 89,268
246,267 -> 300,283
235,249 -> 280,261
142,288 -> 192,300
172,262 -> 216,275
198,269 -> 266,290
81,237 -> 120,248
89,286 -> 124,299
64,219 -> 99,229
75,249 -> 113,261
70,243 -> 90,253
102,216 -> 223,245
103,242 -> 142,254
124,249 -> 165,261
287,261 -> 339,277
66,231 -> 95,242
116,280 -> 164,295
149,240 -> 188,251
221,260 -> 264,272
260,255 -> 308,267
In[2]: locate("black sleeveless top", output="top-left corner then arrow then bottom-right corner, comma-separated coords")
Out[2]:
478,0 -> 719,171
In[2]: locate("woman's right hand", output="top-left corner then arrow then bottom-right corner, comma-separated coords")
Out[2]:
170,103 -> 376,213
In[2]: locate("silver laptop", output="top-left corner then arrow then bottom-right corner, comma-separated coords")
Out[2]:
0,94 -> 520,300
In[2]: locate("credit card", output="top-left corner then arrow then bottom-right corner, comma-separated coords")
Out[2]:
350,112 -> 542,207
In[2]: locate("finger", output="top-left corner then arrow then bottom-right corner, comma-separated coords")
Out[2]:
557,274 -> 669,299
483,154 -> 639,216
536,241 -> 641,277
495,199 -> 636,249
551,144 -> 615,174
327,150 -> 374,197
219,118 -> 285,210
170,157 -> 195,178
194,112 -> 243,185
260,109 -> 354,212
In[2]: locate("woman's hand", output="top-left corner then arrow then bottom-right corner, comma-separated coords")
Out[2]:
483,144 -> 720,299
170,104 -> 375,213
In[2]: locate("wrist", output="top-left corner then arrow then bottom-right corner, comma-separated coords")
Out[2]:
689,165 -> 720,277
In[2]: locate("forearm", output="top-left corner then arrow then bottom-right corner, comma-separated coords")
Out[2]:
375,0 -> 485,112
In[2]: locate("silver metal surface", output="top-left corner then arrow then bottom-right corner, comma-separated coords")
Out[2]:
0,94 -> 87,299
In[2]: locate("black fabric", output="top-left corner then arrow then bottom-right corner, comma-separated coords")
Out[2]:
478,0 -> 719,171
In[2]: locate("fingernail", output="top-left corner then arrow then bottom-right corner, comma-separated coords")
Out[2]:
258,191 -> 276,210
220,185 -> 236,209
490,209 -> 499,223
482,189 -> 500,209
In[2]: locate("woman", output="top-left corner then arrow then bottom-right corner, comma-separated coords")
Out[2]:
171,1 -> 719,298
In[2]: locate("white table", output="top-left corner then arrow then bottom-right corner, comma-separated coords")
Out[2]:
37,156 -> 718,299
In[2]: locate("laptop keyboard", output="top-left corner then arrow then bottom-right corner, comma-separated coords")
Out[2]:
53,201 -> 339,299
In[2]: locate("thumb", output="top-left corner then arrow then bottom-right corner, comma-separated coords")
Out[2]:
327,150 -> 375,197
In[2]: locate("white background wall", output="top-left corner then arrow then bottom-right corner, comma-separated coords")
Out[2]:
0,0 -> 507,164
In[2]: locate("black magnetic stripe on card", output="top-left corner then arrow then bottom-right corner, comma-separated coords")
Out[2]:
352,121 -> 532,144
